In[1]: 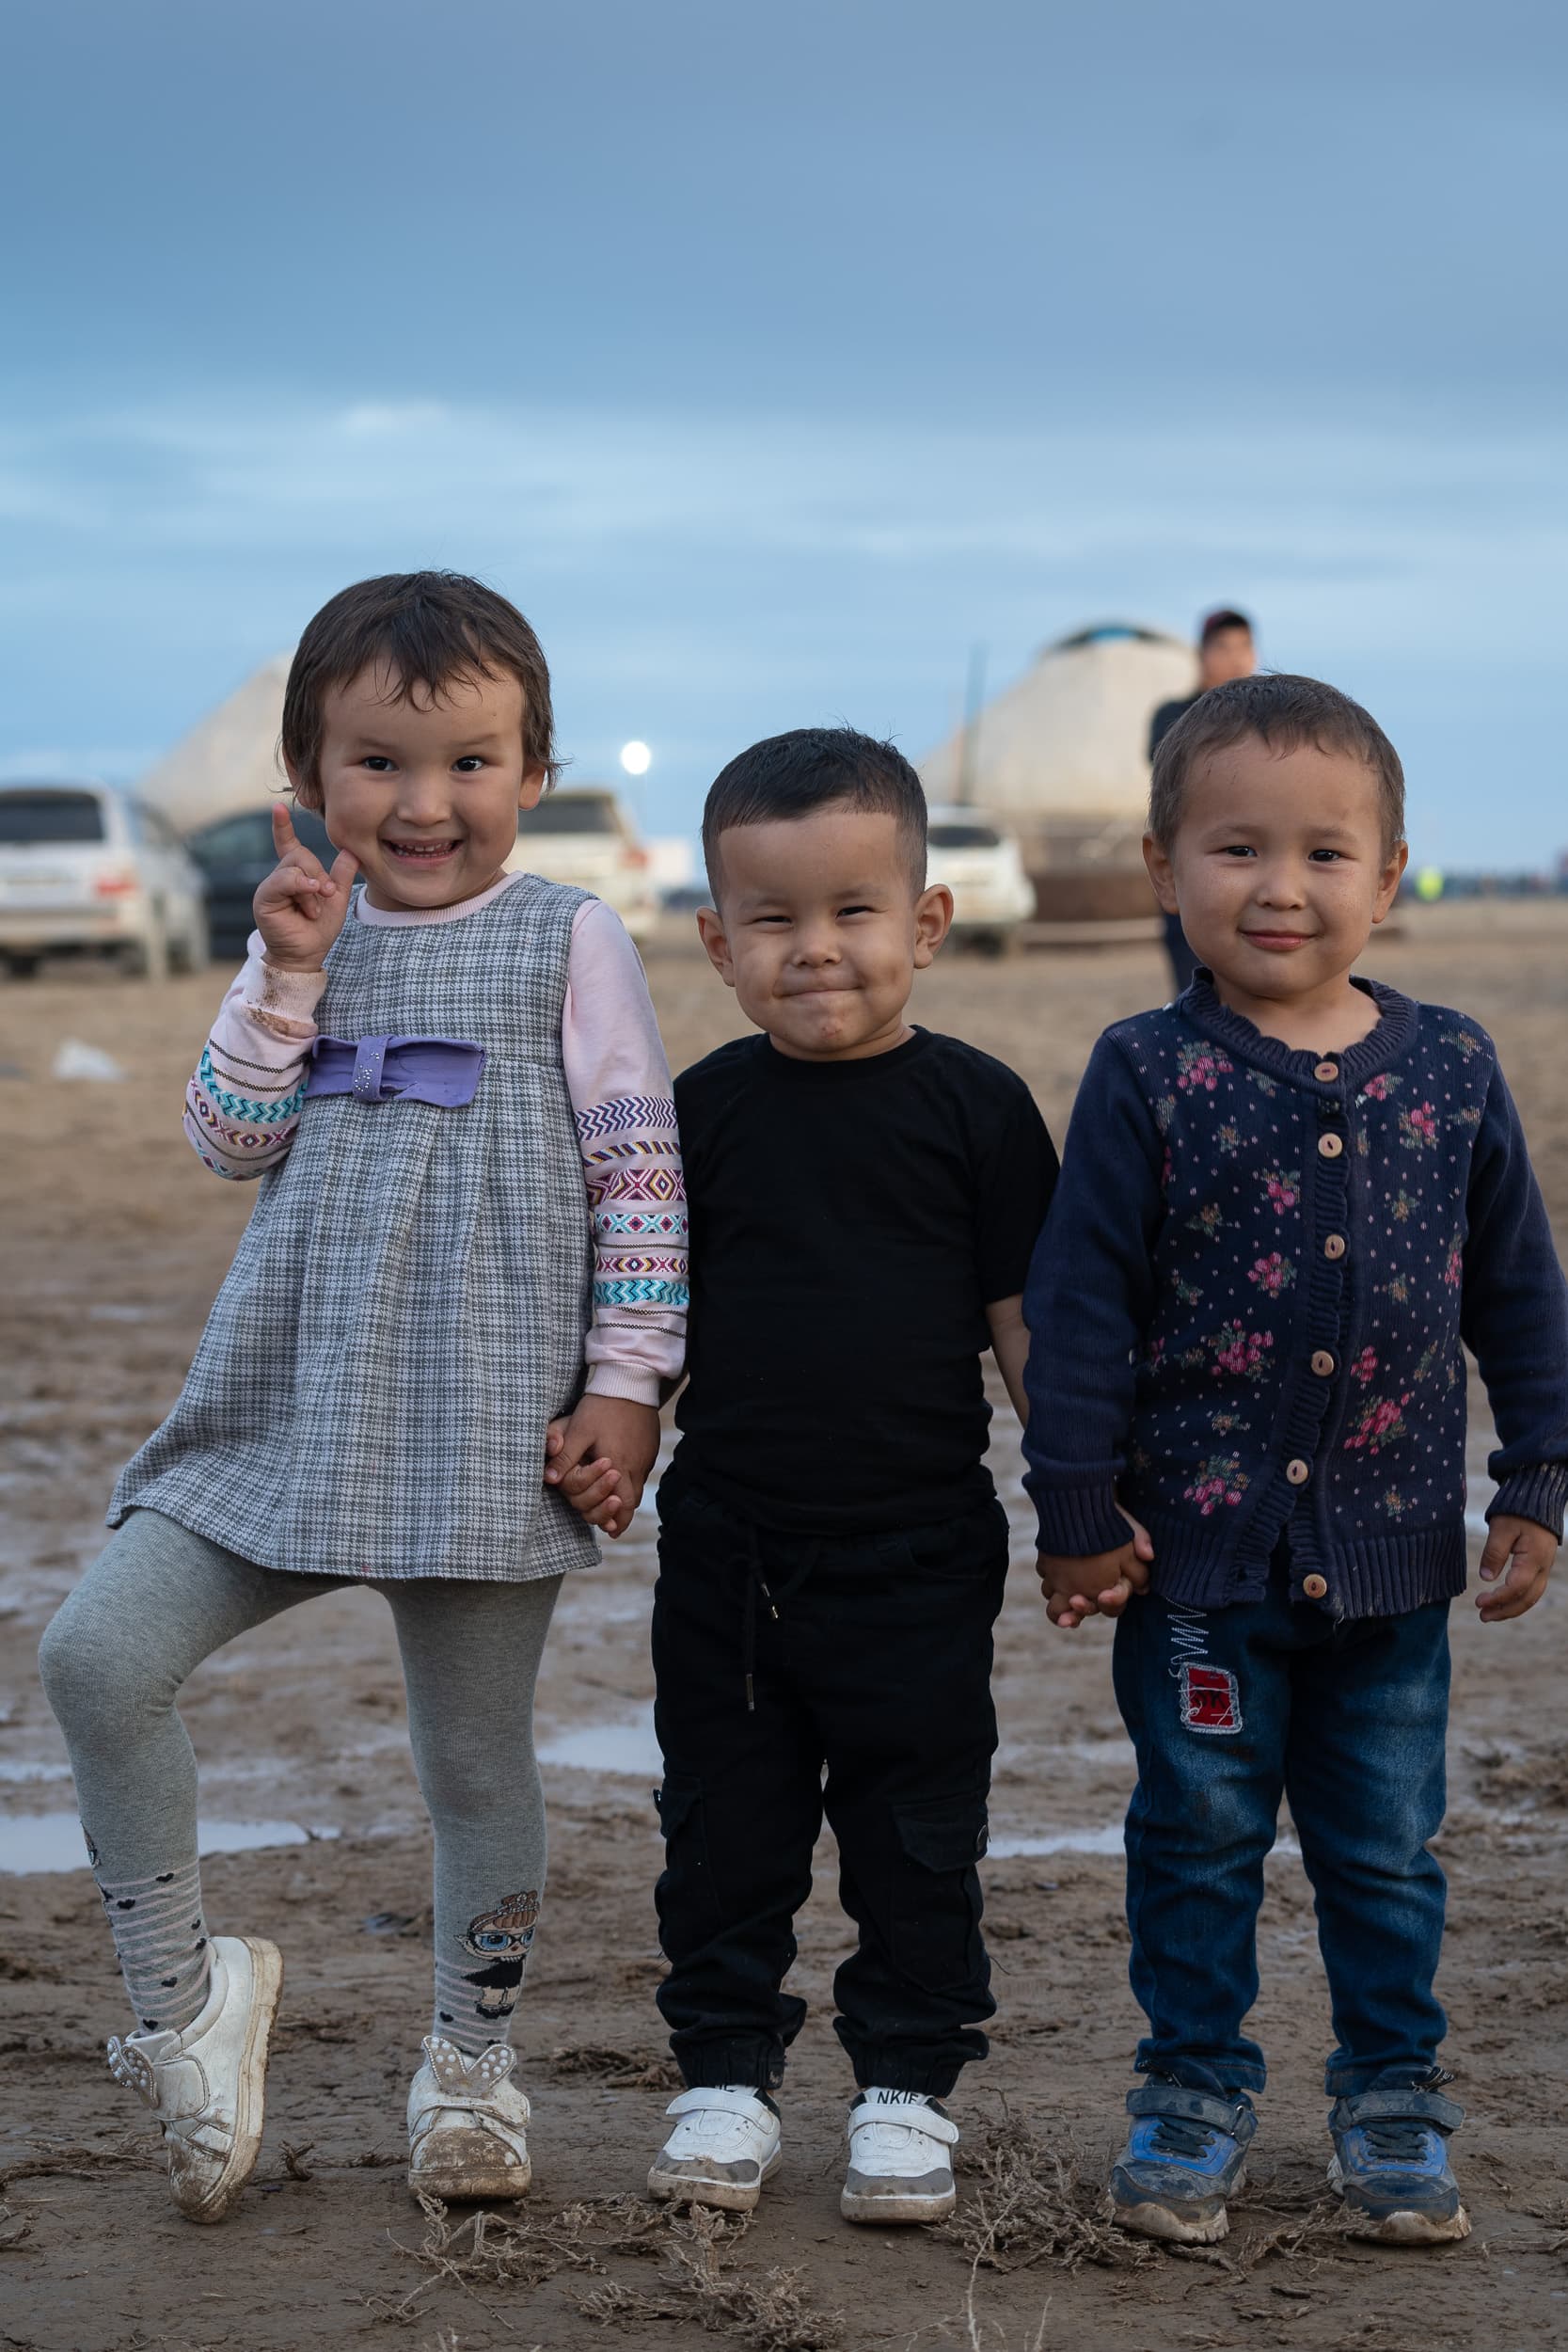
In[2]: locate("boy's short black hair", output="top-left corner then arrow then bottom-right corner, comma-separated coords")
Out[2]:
702,726 -> 928,895
282,570 -> 560,809
1200,606 -> 1253,644
1148,673 -> 1406,857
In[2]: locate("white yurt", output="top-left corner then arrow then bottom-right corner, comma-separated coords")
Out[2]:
138,654 -> 293,835
919,623 -> 1196,918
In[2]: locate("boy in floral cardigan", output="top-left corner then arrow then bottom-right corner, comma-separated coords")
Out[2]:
1022,675 -> 1568,2249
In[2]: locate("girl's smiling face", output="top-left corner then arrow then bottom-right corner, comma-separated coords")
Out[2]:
290,663 -> 544,913
1144,737 -> 1407,1039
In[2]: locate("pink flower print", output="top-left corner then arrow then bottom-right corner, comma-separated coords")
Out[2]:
1262,1168 -> 1301,1215
1359,1073 -> 1402,1102
1211,1409 -> 1243,1435
1246,1252 -> 1295,1297
1187,1202 -> 1227,1242
1343,1392 -> 1413,1454
1217,1121 -> 1241,1156
1210,1321 -> 1275,1380
1442,1233 -> 1463,1288
1247,1071 -> 1278,1098
1441,1026 -> 1482,1059
1176,1042 -> 1233,1094
1183,1453 -> 1250,1517
1142,1335 -> 1167,1375
1160,1147 -> 1174,1194
1170,1272 -> 1202,1307
1351,1346 -> 1378,1387
1399,1101 -> 1438,1150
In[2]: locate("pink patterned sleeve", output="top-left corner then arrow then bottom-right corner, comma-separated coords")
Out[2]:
182,934 -> 326,1181
562,899 -> 689,1406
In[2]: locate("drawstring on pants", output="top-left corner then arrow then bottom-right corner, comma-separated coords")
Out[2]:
738,1528 -> 819,1711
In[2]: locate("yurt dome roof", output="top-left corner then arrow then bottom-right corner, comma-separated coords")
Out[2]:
137,655 -> 293,834
919,621 -> 1197,822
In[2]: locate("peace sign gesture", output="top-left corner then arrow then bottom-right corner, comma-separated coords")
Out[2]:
253,803 -> 359,972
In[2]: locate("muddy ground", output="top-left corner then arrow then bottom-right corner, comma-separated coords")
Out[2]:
2,905 -> 1566,2351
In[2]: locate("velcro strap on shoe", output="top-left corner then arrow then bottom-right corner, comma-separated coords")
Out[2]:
851,2095 -> 960,2145
665,2085 -> 772,2122
1336,2088 -> 1464,2133
1126,2085 -> 1255,2140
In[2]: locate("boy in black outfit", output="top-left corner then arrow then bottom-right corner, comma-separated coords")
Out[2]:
567,727 -> 1057,2224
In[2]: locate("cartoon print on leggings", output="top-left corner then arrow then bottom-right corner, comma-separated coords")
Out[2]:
462,1888 -> 541,2019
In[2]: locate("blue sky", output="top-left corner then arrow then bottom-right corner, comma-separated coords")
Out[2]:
2,0 -> 1563,864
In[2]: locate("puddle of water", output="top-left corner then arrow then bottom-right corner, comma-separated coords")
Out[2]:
538,1705 -> 661,1778
990,1825 -> 1302,1860
0,1814 -> 340,1876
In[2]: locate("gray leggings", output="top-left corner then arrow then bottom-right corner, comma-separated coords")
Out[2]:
39,1508 -> 561,2055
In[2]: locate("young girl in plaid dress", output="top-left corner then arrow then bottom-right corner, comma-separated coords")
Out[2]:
39,572 -> 687,2222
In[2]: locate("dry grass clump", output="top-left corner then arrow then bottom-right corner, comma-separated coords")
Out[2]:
576,2203 -> 843,2350
0,2132 -> 163,2193
549,2042 -> 683,2090
368,2188 -> 843,2348
367,2190 -> 665,2326
946,2116 -> 1157,2276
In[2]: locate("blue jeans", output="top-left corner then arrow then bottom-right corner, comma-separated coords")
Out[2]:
1112,1563 -> 1450,2097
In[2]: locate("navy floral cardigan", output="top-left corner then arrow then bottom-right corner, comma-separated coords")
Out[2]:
1022,977 -> 1568,1619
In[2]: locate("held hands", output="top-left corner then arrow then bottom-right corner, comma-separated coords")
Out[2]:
1037,1514 -> 1155,1631
544,1396 -> 661,1540
253,804 -> 359,972
1477,1514 -> 1557,1622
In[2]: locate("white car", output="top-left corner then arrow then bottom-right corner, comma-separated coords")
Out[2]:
510,787 -> 659,939
0,782 -> 209,980
926,807 -> 1036,952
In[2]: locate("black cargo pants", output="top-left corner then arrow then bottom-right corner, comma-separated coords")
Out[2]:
650,1474 -> 1009,2097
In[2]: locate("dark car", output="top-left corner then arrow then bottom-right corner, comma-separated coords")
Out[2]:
183,806 -> 337,962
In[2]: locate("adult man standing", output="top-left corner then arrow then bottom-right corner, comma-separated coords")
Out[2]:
1148,609 -> 1258,988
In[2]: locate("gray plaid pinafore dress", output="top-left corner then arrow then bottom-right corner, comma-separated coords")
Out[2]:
111,876 -> 599,1583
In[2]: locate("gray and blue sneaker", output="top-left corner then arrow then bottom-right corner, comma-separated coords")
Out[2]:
1327,2085 -> 1470,2244
1108,2082 -> 1257,2244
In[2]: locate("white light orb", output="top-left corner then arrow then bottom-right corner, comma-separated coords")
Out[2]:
619,739 -> 652,777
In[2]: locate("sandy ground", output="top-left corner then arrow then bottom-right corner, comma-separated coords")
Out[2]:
2,903 -> 1566,2352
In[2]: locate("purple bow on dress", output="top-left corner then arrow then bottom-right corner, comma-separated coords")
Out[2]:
307,1033 -> 487,1107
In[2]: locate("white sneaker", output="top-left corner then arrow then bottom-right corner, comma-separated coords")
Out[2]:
647,2085 -> 783,2212
105,1933 -> 283,2225
407,2035 -> 533,2201
842,2089 -> 958,2225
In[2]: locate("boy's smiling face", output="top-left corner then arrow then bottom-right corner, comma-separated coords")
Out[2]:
290,663 -> 544,913
1145,735 -> 1407,1035
697,805 -> 952,1060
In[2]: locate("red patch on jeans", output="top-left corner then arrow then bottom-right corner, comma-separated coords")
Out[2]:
1180,1661 -> 1242,1735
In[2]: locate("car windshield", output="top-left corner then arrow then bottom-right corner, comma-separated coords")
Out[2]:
518,796 -> 620,837
0,790 -> 105,846
929,821 -> 1001,850
186,809 -> 334,866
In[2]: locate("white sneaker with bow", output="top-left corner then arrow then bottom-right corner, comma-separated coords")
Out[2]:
105,1933 -> 283,2224
647,2085 -> 783,2211
407,2035 -> 533,2200
842,2089 -> 959,2224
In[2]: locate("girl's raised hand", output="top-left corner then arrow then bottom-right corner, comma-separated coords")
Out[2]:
254,803 -> 358,972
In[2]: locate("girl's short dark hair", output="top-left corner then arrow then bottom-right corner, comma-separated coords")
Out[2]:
281,571 -> 560,806
702,725 -> 927,895
1148,673 -> 1406,855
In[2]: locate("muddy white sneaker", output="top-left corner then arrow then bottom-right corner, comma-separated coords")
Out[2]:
647,2085 -> 782,2212
105,1933 -> 282,2225
407,2036 -> 532,2201
842,2089 -> 958,2224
